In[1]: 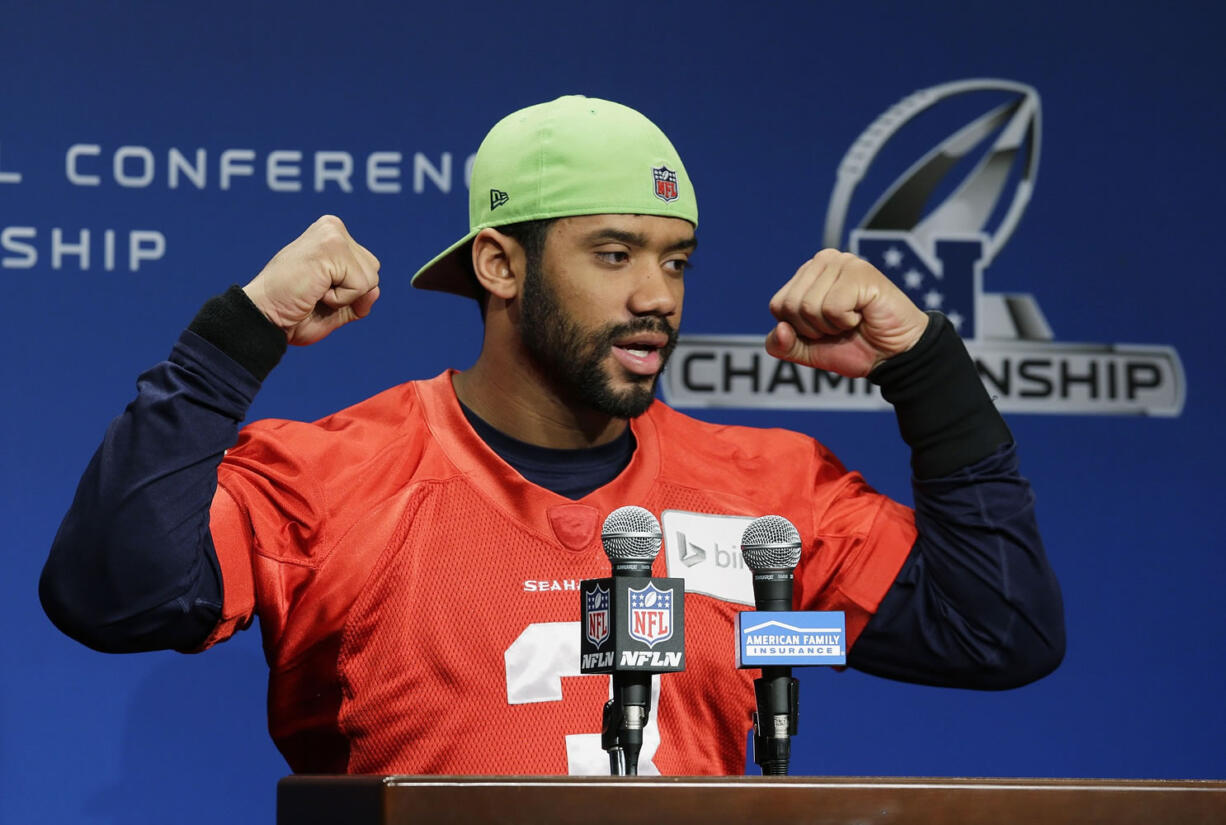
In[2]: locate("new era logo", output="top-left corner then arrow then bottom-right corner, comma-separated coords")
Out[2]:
490,189 -> 509,210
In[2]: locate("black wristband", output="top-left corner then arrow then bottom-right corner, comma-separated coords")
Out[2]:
187,285 -> 288,381
868,311 -> 1012,479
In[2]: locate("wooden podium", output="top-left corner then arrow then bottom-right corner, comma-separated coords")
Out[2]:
278,775 -> 1226,824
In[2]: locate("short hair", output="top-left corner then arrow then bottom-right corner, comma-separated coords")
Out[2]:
498,219 -> 554,266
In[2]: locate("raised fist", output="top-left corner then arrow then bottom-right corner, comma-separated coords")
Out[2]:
242,215 -> 381,346
765,249 -> 929,377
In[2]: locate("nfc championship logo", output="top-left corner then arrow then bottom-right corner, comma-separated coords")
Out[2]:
584,584 -> 610,648
663,78 -> 1184,416
628,582 -> 673,648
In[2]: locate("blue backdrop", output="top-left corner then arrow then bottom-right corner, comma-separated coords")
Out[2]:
3,1 -> 1223,822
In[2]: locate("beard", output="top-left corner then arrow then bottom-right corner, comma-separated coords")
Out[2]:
518,259 -> 678,419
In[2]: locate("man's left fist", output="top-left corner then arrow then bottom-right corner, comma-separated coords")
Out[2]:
765,249 -> 930,378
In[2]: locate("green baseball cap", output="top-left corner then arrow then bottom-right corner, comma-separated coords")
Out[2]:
411,95 -> 698,298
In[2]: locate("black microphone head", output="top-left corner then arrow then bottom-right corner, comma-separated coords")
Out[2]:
601,506 -> 662,563
740,515 -> 802,571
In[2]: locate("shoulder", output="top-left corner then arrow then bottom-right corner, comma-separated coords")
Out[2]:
221,375 -> 461,498
643,401 -> 850,489
645,400 -> 840,462
234,379 -> 426,461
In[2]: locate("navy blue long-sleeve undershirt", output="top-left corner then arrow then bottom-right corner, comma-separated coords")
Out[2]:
40,290 -> 1064,689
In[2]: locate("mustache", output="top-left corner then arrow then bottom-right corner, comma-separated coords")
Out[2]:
597,317 -> 679,349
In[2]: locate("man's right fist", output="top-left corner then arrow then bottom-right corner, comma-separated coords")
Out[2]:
242,215 -> 381,346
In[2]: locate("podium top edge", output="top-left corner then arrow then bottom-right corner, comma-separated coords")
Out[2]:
278,775 -> 1226,791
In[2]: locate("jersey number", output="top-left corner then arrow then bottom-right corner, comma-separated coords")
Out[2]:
503,621 -> 661,775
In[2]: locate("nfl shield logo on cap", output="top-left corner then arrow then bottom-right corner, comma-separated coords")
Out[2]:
653,165 -> 679,202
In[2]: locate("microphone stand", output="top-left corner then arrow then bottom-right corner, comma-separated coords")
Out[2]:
752,666 -> 798,775
602,675 -> 649,775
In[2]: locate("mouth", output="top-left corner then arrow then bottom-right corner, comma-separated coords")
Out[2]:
611,332 -> 671,376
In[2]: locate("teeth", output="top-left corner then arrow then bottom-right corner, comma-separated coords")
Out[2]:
626,348 -> 649,357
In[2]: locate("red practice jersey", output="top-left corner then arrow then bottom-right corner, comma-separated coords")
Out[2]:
206,372 -> 916,775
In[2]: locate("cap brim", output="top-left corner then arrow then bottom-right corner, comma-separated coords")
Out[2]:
410,229 -> 481,298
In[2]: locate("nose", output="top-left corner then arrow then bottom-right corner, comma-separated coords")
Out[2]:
627,263 -> 682,319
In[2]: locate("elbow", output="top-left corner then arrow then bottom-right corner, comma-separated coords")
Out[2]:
40,508 -> 130,652
42,457 -> 225,653
40,568 -> 217,654
984,624 -> 1065,690
39,555 -> 137,654
972,599 -> 1067,690
40,533 -> 221,655
39,562 -> 121,653
1004,578 -> 1067,688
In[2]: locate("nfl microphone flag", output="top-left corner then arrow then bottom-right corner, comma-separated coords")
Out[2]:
580,578 -> 685,673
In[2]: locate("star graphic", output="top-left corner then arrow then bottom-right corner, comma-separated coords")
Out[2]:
923,289 -> 944,310
882,246 -> 904,268
947,310 -> 964,331
903,269 -> 923,290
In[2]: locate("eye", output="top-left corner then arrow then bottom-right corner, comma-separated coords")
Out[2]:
596,250 -> 630,264
664,257 -> 692,274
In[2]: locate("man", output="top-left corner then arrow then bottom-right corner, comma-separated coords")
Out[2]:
41,96 -> 1064,775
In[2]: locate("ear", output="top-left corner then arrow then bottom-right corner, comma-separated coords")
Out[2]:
471,227 -> 523,302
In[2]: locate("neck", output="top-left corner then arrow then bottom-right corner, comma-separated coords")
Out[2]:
453,353 -> 629,449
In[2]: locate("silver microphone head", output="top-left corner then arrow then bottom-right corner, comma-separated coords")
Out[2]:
600,506 -> 662,562
740,515 -> 802,571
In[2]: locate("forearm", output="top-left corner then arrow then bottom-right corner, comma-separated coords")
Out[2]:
869,311 -> 1012,479
848,313 -> 1064,688
40,288 -> 285,652
849,445 -> 1064,688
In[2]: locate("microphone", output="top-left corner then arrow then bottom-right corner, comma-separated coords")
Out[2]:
742,515 -> 803,611
741,515 -> 803,776
602,505 -> 661,577
579,506 -> 685,776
